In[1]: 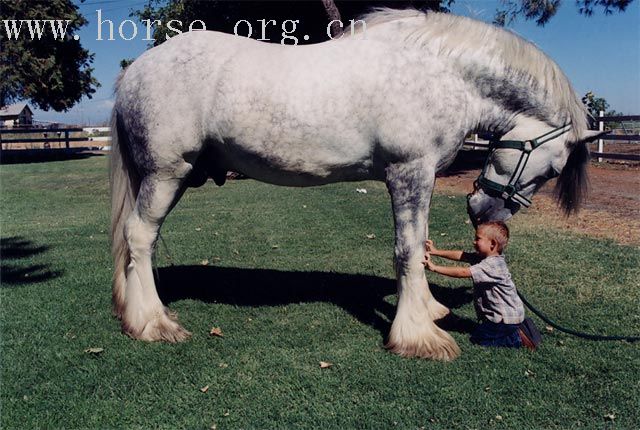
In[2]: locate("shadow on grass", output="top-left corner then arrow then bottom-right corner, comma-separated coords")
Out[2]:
0,148 -> 105,165
0,236 -> 63,286
156,265 -> 475,337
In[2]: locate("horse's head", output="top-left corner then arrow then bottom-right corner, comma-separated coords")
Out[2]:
466,118 -> 606,226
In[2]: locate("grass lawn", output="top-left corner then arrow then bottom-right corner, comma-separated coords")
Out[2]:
1,156 -> 638,429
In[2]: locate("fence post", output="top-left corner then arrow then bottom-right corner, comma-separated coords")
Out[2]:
65,130 -> 70,149
597,111 -> 604,163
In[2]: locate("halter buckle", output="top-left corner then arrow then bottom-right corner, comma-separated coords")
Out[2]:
501,184 -> 517,200
523,140 -> 534,153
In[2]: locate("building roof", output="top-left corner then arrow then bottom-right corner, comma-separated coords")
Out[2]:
0,103 -> 33,118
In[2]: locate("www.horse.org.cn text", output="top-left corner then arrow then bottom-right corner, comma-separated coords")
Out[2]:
232,18 -> 367,44
1,9 -> 367,45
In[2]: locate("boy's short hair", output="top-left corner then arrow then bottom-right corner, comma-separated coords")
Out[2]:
478,221 -> 510,253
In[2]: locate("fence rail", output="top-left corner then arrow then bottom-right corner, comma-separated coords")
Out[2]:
595,112 -> 639,162
589,152 -> 640,161
0,127 -> 85,150
0,127 -> 84,134
4,137 -> 89,144
596,115 -> 640,122
597,134 -> 640,142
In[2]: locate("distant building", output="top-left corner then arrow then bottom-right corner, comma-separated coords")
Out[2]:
0,103 -> 33,128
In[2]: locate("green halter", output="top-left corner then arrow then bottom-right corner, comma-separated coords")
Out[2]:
476,124 -> 572,208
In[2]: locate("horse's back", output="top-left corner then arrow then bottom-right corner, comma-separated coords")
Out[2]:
113,30 -> 449,185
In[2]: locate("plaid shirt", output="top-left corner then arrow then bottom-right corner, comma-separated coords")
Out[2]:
469,255 -> 525,324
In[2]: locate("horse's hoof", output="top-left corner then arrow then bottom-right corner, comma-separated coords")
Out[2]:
123,311 -> 192,343
386,338 -> 460,361
386,326 -> 461,361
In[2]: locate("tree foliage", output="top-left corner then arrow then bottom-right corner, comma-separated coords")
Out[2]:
581,91 -> 622,128
494,0 -> 634,26
0,0 -> 98,111
133,0 -> 452,47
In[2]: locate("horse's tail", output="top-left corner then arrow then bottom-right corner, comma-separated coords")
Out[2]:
109,95 -> 140,319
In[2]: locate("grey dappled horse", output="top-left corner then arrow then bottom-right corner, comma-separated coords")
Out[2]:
110,9 -> 603,360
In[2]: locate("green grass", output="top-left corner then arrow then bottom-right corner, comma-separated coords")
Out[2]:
1,156 -> 638,429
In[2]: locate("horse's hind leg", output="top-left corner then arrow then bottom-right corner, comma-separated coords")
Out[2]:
385,159 -> 460,361
121,173 -> 191,342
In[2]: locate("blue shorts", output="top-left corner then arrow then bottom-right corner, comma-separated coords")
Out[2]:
470,320 -> 522,348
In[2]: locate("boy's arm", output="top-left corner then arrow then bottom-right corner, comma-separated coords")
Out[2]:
423,255 -> 472,278
431,249 -> 465,261
429,263 -> 472,278
425,240 -> 465,261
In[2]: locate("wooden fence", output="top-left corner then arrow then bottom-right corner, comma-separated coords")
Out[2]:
0,127 -> 87,152
593,113 -> 640,162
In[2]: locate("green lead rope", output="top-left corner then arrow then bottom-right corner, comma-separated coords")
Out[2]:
518,290 -> 640,342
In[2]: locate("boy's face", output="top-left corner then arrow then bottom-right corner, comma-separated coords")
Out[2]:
473,227 -> 495,256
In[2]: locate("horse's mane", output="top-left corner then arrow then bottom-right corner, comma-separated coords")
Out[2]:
345,9 -> 588,143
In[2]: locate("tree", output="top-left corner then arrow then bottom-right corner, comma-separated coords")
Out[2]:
119,59 -> 135,70
0,0 -> 98,111
494,0 -> 634,26
133,1 -> 452,47
581,91 -> 623,117
581,91 -> 623,129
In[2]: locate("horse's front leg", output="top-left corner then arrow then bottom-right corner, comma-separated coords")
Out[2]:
385,159 -> 461,361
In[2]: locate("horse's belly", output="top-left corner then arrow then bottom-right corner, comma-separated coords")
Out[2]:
218,140 -> 377,186
239,167 -> 373,187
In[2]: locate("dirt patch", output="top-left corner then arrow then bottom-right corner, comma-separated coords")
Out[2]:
436,158 -> 640,246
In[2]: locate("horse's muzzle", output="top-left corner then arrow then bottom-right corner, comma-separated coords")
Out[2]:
466,189 -> 517,226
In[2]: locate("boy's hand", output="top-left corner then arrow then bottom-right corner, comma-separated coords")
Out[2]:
422,253 -> 436,272
425,239 -> 437,253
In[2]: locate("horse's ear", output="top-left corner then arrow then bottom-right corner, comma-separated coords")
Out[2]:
580,130 -> 608,143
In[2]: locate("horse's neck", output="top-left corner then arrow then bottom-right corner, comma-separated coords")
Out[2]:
465,93 -> 520,136
458,61 -> 557,136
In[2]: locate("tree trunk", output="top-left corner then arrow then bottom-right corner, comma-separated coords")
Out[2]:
322,0 -> 342,37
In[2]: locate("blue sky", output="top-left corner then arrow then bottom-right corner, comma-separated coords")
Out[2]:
33,0 -> 640,125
